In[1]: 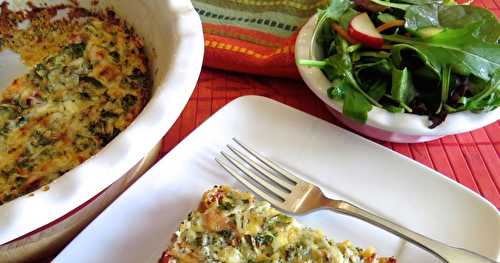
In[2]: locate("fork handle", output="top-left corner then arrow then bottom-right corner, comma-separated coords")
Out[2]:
322,199 -> 496,263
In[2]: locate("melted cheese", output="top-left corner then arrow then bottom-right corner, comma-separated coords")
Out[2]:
161,186 -> 396,263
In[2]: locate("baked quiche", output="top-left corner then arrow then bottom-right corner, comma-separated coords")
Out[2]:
161,186 -> 396,263
0,5 -> 150,204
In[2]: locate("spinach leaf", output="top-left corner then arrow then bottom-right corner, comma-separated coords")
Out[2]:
0,104 -> 18,120
255,233 -> 274,246
391,44 -> 440,76
343,84 -> 373,122
438,5 -> 500,43
397,0 -> 443,4
391,67 -> 416,111
65,43 -> 86,58
384,24 -> 500,81
121,94 -> 137,110
80,76 -> 104,88
405,4 -> 440,31
355,59 -> 392,75
404,4 -> 500,43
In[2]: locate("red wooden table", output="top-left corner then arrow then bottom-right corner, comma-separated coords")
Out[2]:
160,68 -> 500,208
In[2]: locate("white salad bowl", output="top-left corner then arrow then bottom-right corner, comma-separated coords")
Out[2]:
296,15 -> 500,143
0,0 -> 204,261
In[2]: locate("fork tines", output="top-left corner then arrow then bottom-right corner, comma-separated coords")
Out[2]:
215,138 -> 300,209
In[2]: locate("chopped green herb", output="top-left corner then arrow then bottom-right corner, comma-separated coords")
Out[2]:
80,76 -> 104,88
218,201 -> 235,211
110,51 -> 120,62
122,94 -> 137,110
255,233 -> 274,246
66,42 -> 87,58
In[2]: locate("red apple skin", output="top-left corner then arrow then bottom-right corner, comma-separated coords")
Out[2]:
348,14 -> 384,49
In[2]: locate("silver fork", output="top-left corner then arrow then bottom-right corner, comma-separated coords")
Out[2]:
215,138 -> 496,263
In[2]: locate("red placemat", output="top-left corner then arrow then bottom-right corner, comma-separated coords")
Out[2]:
160,68 -> 500,208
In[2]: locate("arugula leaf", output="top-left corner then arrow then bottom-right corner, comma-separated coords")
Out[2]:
391,67 -> 416,111
326,36 -> 383,107
326,37 -> 351,74
343,84 -> 373,122
328,79 -> 350,99
317,21 -> 337,57
358,51 -> 391,58
437,64 -> 452,113
367,80 -> 388,101
339,8 -> 360,29
377,13 -> 398,23
464,69 -> 500,111
385,105 -> 405,113
354,58 -> 392,86
298,60 -> 327,68
369,0 -> 410,10
390,45 -> 442,113
326,0 -> 352,20
384,24 -> 500,81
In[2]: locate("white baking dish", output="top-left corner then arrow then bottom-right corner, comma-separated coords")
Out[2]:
0,0 -> 204,261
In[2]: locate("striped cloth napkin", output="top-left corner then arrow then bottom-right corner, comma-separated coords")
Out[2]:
192,0 -> 328,78
192,0 -> 499,78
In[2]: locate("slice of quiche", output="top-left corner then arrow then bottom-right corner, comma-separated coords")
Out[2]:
161,186 -> 396,263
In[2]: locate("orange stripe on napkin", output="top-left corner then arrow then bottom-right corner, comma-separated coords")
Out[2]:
203,23 -> 293,48
203,32 -> 300,78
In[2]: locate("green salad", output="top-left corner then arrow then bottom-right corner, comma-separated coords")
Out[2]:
299,0 -> 499,128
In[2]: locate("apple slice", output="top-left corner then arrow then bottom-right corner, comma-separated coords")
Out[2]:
348,13 -> 384,48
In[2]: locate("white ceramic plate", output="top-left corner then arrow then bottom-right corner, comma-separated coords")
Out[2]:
55,96 -> 499,263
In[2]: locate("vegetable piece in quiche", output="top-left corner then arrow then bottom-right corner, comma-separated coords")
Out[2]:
0,5 -> 150,204
160,186 -> 396,263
